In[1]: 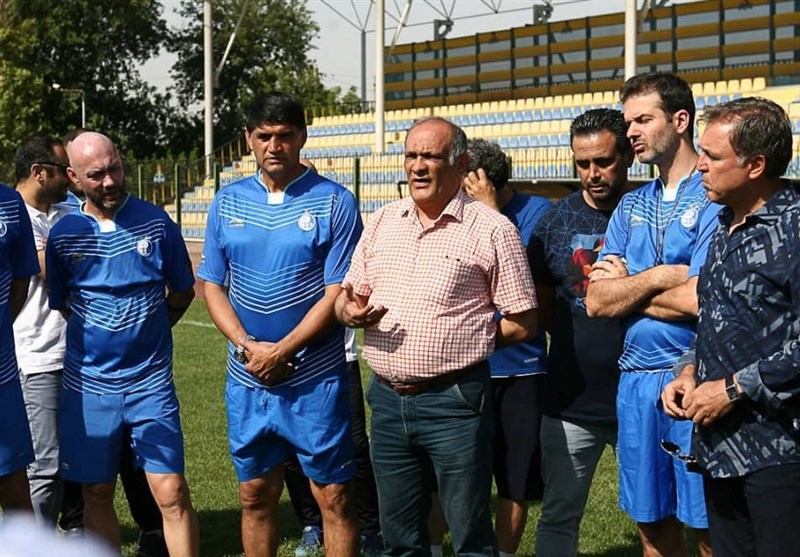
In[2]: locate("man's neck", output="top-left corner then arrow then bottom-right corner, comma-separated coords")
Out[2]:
657,142 -> 699,190
582,187 -> 625,212
729,179 -> 783,232
260,165 -> 305,193
83,200 -> 116,221
496,187 -> 515,210
16,182 -> 50,213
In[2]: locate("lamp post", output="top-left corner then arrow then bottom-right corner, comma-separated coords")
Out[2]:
52,83 -> 86,128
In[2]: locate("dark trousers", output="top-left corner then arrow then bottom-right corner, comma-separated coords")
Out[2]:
703,463 -> 800,557
59,433 -> 164,533
284,360 -> 381,534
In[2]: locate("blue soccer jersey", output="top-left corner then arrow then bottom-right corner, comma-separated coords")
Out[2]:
46,195 -> 195,394
599,172 -> 719,372
0,185 -> 39,385
197,169 -> 363,389
490,192 -> 551,378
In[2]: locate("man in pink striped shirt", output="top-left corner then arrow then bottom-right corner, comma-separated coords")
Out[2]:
336,117 -> 537,556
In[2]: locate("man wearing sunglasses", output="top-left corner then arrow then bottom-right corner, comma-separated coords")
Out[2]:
662,97 -> 800,557
12,136 -> 70,525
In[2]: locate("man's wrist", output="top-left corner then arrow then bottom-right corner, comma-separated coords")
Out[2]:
234,334 -> 255,363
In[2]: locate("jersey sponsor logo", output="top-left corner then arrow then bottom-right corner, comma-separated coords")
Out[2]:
71,252 -> 85,262
680,206 -> 699,228
630,215 -> 645,227
0,219 -> 6,237
298,210 -> 316,231
136,237 -> 153,257
228,217 -> 245,228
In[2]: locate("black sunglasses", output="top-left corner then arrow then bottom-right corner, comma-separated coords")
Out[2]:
35,162 -> 70,172
660,419 -> 698,464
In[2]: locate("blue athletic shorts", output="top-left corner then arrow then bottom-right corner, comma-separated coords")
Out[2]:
0,380 -> 34,476
59,383 -> 186,483
226,374 -> 355,484
617,371 -> 708,528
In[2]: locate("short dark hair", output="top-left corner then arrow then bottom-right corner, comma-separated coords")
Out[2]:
699,97 -> 792,179
244,93 -> 306,132
407,116 -> 468,165
620,72 -> 696,137
466,138 -> 509,189
14,135 -> 63,183
570,108 -> 631,157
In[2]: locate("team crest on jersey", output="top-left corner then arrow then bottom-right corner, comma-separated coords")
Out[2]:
298,210 -> 316,231
680,206 -> 699,228
0,219 -> 6,238
136,237 -> 153,257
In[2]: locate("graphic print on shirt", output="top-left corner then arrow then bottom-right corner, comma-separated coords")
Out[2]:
568,233 -> 605,303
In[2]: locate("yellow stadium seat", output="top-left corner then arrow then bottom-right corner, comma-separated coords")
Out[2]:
727,79 -> 741,95
715,81 -> 728,95
740,78 -> 753,93
691,83 -> 704,98
753,77 -> 766,91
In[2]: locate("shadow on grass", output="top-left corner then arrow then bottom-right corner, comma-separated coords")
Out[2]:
121,500 -> 303,557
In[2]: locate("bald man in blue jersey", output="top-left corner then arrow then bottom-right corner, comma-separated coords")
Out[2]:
46,132 -> 199,556
199,93 -> 362,557
586,73 -> 715,557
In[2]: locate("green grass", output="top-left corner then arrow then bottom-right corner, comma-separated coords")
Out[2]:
113,300 -> 672,556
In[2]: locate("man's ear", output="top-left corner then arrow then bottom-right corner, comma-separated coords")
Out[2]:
746,154 -> 767,181
31,163 -> 46,183
244,128 -> 253,151
672,109 -> 692,136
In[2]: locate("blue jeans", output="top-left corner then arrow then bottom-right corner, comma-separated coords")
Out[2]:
366,363 -> 497,557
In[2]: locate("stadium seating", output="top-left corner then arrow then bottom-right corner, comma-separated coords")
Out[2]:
166,79 -> 800,236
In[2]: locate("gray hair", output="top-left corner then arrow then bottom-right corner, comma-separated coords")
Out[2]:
407,116 -> 468,165
699,97 -> 792,179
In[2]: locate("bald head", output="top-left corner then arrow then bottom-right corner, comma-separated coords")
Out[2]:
66,132 -> 126,217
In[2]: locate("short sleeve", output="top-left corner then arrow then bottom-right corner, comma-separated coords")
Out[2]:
11,196 -> 39,279
162,216 -> 195,293
689,201 -> 722,277
528,210 -> 555,287
324,188 -> 363,285
196,194 -> 228,285
598,196 -> 629,260
492,223 -> 537,315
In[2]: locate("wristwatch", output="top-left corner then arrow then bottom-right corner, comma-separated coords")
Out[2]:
724,375 -> 741,402
234,335 -> 255,364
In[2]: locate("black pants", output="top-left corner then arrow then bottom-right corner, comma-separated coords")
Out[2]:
704,463 -> 800,557
58,433 -> 163,533
284,361 -> 380,534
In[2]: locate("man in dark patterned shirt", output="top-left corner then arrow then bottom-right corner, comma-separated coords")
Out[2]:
662,97 -> 800,557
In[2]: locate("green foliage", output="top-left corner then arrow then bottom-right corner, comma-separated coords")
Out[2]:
0,0 -> 171,181
167,0 -> 357,154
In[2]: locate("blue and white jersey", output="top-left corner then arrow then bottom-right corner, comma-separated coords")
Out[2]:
490,192 -> 551,378
198,170 -> 363,389
46,195 -> 195,394
0,185 -> 39,385
61,191 -> 82,209
599,172 -> 719,373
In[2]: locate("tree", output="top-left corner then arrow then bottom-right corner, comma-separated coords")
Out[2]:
168,0 -> 350,154
0,0 -> 170,180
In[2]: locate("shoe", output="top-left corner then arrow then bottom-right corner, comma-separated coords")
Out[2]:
295,525 -> 324,557
136,529 -> 169,557
361,531 -> 385,557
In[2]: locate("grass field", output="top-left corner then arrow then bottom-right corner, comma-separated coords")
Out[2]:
114,300 -> 658,556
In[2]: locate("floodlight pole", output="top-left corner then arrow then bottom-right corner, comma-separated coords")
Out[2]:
52,84 -> 85,128
624,0 -> 637,79
375,0 -> 385,154
204,0 -> 214,177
